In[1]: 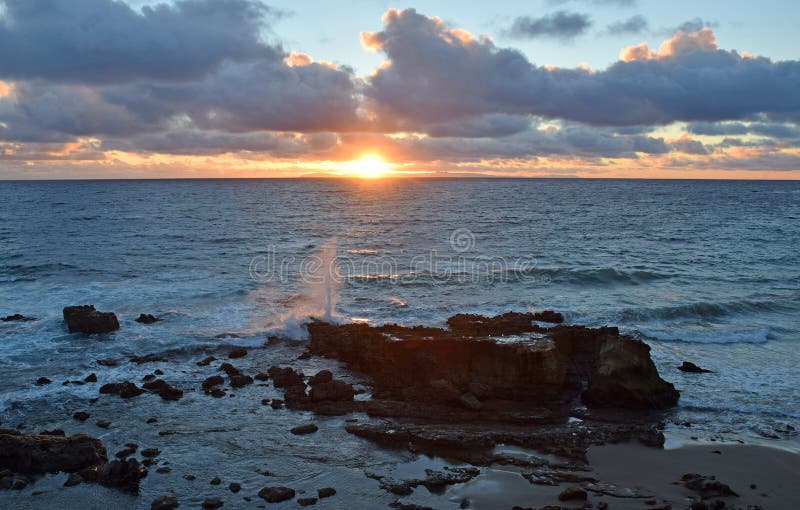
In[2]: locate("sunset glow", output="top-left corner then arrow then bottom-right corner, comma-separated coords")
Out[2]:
347,155 -> 393,179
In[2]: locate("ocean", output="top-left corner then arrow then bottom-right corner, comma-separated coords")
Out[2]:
0,178 -> 798,506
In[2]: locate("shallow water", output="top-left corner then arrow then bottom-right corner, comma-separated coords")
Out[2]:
1,178 -> 799,506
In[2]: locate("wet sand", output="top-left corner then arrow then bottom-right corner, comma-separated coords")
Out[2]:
452,442 -> 800,510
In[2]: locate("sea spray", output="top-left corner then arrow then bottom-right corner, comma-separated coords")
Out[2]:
266,237 -> 343,339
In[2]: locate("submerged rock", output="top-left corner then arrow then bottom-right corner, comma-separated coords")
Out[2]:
228,347 -> 247,359
142,379 -> 183,401
135,314 -> 160,324
63,305 -> 120,334
679,361 -> 713,373
151,496 -> 179,510
290,423 -> 319,435
1,314 -> 37,322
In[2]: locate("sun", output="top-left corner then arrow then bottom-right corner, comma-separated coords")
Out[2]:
350,154 -> 391,178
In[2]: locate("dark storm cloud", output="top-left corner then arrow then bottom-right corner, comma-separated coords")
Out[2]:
363,9 -> 800,129
605,15 -> 648,35
688,122 -> 800,139
424,114 -> 532,138
506,11 -> 592,41
0,0 -> 280,83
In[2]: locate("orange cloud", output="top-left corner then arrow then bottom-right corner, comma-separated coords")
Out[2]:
620,28 -> 718,62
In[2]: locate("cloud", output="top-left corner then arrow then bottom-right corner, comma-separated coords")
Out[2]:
605,15 -> 648,35
688,121 -> 800,139
0,0 -> 280,83
364,9 -> 800,129
506,11 -> 592,40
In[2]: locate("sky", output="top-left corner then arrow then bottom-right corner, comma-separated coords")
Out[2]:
1,0 -> 799,179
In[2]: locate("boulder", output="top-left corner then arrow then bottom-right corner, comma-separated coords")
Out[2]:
151,496 -> 179,510
258,486 -> 295,503
0,431 -> 106,474
558,486 -> 588,501
268,366 -> 304,388
35,377 -> 51,386
135,314 -> 159,324
202,375 -> 225,390
307,315 -> 678,411
318,487 -> 336,498
63,305 -> 120,334
99,382 -> 145,399
228,348 -> 247,359
229,375 -> 253,388
142,379 -> 183,401
581,337 -> 680,410
309,379 -> 355,402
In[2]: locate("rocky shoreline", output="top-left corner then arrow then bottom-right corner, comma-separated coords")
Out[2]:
0,306 -> 786,509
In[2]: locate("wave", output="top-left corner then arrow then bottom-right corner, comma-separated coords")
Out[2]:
502,266 -> 672,285
619,298 -> 795,322
638,327 -> 769,344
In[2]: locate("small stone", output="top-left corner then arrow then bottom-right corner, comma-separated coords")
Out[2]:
254,373 -> 270,381
291,423 -> 319,435
73,411 -> 90,421
35,377 -> 51,386
317,487 -> 336,498
229,482 -> 241,493
84,373 -> 98,383
97,358 -> 118,367
141,447 -> 160,457
210,476 -> 221,485
270,399 -> 284,409
136,314 -> 160,324
96,420 -> 112,429
183,474 -> 196,481
147,417 -> 158,424
298,497 -> 317,506
156,466 -> 171,474
196,356 -> 216,366
258,486 -> 295,503
150,496 -> 179,510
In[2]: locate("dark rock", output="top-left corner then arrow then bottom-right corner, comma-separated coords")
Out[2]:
97,358 -> 118,367
229,482 -> 241,493
63,305 -> 120,334
130,354 -> 166,364
258,486 -> 295,503
219,363 -> 241,377
581,335 -> 680,409
2,314 -> 37,322
115,447 -> 137,459
298,497 -> 318,506
558,486 -> 587,501
228,348 -> 247,359
318,487 -> 336,498
183,474 -> 196,480
298,350 -> 312,360
309,379 -> 354,402
210,476 -> 221,485
35,377 -> 51,386
150,496 -> 179,510
73,411 -> 90,421
142,379 -> 183,401
268,366 -> 304,388
196,356 -> 216,366
155,466 -> 170,474
84,373 -> 98,383
681,473 -> 738,499
270,399 -> 284,409
254,372 -> 270,381
141,458 -> 157,467
64,472 -> 83,487
691,502 -> 709,510
309,370 -> 333,385
202,498 -> 224,509
308,319 -> 678,410
140,448 -> 160,458
135,314 -> 160,324
0,431 -> 104,475
100,382 -> 144,398
96,420 -> 111,429
679,361 -> 712,373
202,375 -> 225,390
146,418 -> 157,424
291,423 -> 319,435
229,374 -> 253,388
143,374 -> 156,382
447,311 -> 547,336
